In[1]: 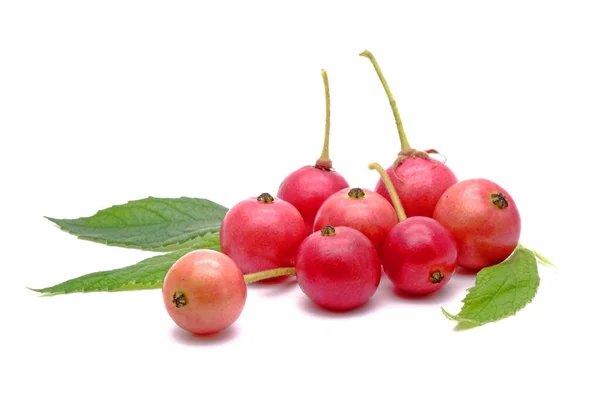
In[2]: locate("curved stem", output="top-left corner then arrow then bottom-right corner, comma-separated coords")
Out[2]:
368,162 -> 406,221
316,69 -> 333,169
359,50 -> 411,151
243,267 -> 296,284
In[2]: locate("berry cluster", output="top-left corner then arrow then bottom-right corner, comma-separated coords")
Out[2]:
162,51 -> 521,335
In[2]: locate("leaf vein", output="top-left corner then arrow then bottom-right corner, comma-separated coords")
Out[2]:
151,198 -> 201,221
133,204 -> 170,222
462,268 -> 512,318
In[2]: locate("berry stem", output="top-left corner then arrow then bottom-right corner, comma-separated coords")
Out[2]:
368,162 -> 407,221
243,267 -> 296,284
359,50 -> 411,151
316,69 -> 333,170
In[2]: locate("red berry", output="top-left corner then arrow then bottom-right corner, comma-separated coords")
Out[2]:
220,192 -> 306,275
278,166 -> 349,234
313,187 -> 397,254
433,178 -> 521,270
295,226 -> 381,311
381,216 -> 458,295
369,162 -> 458,296
374,158 -> 458,218
162,249 -> 247,335
277,69 -> 349,233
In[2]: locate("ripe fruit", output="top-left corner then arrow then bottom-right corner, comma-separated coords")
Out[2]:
373,157 -> 458,218
360,50 -> 458,218
162,249 -> 247,335
295,225 -> 382,311
432,178 -> 521,269
381,216 -> 459,295
219,192 -> 306,275
313,187 -> 397,255
277,69 -> 350,234
370,162 -> 458,295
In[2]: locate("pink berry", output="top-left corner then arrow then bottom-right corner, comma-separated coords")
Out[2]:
278,69 -> 349,233
370,162 -> 458,296
295,225 -> 382,311
433,178 -> 521,270
360,49 -> 457,218
162,249 -> 247,335
313,187 -> 397,255
219,192 -> 306,275
278,166 -> 349,234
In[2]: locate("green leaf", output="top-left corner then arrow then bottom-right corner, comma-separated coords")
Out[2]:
441,247 -> 540,326
29,233 -> 221,295
46,197 -> 227,251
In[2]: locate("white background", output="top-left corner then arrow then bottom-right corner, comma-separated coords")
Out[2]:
1,1 -> 598,399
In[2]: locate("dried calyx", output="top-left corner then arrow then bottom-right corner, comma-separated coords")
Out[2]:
257,193 -> 275,204
491,192 -> 509,209
347,188 -> 366,199
172,291 -> 187,308
320,225 -> 336,236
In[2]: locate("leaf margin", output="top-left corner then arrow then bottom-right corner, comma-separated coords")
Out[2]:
441,246 -> 541,327
45,196 -> 228,252
28,233 -> 221,296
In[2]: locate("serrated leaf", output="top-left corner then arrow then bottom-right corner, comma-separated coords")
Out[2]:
29,233 -> 221,295
441,247 -> 540,326
46,197 -> 227,251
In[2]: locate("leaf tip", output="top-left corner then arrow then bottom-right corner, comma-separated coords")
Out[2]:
521,245 -> 558,270
441,307 -> 459,321
26,286 -> 56,296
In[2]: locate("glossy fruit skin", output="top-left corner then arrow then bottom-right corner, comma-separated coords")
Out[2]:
374,157 -> 458,218
277,166 -> 350,234
295,226 -> 382,311
313,188 -> 398,254
162,249 -> 247,335
432,178 -> 521,270
220,195 -> 306,275
381,216 -> 458,295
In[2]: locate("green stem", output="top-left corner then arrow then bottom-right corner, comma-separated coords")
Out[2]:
359,50 -> 411,151
316,69 -> 333,169
368,162 -> 406,221
243,267 -> 296,284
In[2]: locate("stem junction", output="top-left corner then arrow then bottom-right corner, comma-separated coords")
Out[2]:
368,162 -> 406,221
